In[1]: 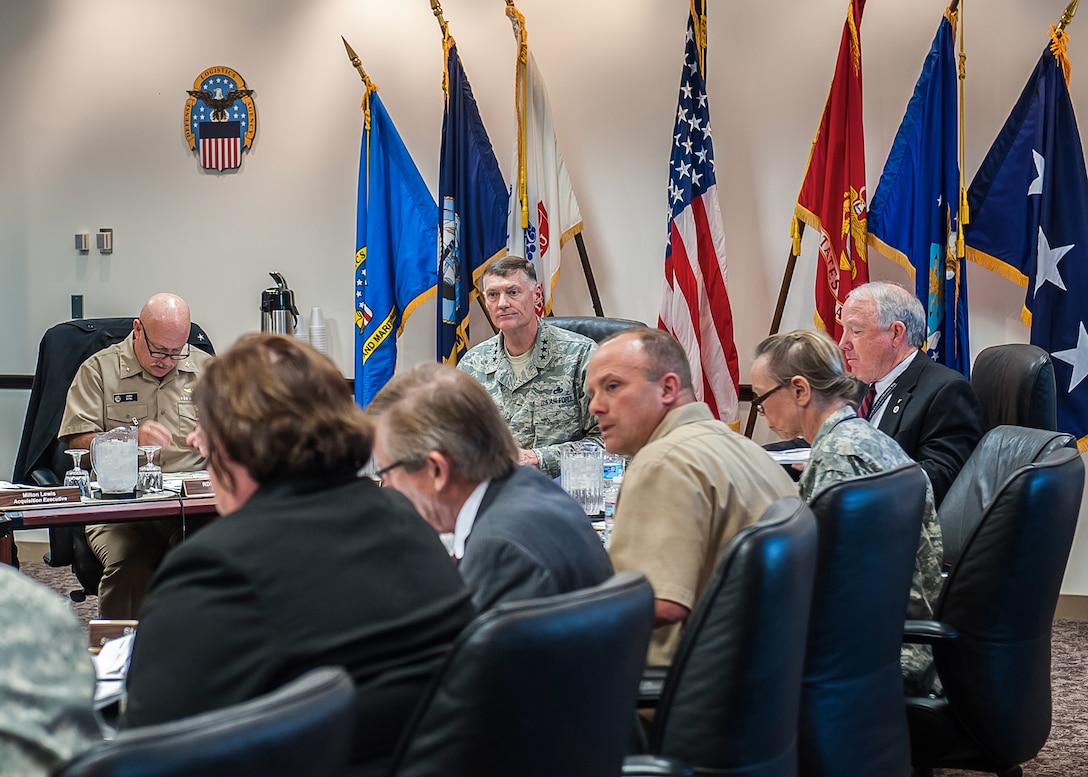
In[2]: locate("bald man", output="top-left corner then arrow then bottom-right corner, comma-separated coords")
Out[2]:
59,293 -> 212,618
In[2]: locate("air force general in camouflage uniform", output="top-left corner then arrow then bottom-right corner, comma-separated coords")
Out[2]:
459,319 -> 600,478
459,257 -> 601,478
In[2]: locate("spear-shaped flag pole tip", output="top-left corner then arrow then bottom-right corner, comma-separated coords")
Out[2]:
1059,0 -> 1080,31
341,36 -> 371,88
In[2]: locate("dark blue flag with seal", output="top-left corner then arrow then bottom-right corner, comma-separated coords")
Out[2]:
869,8 -> 969,375
355,86 -> 438,407
437,38 -> 508,364
966,28 -> 1088,449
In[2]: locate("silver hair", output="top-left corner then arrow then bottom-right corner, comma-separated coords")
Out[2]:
848,281 -> 926,348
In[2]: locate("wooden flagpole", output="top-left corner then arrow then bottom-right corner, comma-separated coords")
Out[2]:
744,226 -> 804,437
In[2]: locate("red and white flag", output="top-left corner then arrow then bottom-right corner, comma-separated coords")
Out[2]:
506,4 -> 583,315
658,0 -> 739,423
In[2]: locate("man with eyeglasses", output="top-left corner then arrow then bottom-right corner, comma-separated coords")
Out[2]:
457,256 -> 601,478
59,292 -> 211,618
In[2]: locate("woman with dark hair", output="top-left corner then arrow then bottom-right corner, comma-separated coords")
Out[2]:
751,329 -> 941,694
121,334 -> 475,777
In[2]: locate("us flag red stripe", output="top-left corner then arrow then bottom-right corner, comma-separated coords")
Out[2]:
658,0 -> 739,423
200,137 -> 240,171
197,120 -> 243,171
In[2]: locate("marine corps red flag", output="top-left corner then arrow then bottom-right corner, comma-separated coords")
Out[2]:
792,0 -> 869,340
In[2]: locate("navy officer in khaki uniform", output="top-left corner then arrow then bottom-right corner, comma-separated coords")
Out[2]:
59,293 -> 211,619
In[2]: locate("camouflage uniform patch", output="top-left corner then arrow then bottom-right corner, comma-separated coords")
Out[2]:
800,405 -> 943,694
0,566 -> 100,774
458,320 -> 602,477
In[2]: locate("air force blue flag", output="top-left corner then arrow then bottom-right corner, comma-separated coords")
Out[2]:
355,88 -> 438,407
437,40 -> 508,365
869,10 -> 969,375
966,30 -> 1088,448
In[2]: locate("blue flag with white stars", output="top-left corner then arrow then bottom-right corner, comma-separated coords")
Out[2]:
869,12 -> 969,376
966,32 -> 1088,448
354,89 -> 438,407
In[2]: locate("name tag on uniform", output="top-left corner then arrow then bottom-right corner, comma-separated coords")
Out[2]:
113,393 -> 138,403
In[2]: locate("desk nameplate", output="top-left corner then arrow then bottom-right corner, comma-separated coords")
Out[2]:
0,486 -> 82,509
181,477 -> 215,497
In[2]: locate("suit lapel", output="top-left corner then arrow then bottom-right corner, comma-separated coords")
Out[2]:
877,352 -> 926,437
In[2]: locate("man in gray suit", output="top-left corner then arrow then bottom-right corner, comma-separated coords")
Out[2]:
367,363 -> 613,611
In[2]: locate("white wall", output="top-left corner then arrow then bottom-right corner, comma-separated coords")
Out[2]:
2,0 -> 1087,589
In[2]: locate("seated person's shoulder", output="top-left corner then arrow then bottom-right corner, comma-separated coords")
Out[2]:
458,335 -> 501,371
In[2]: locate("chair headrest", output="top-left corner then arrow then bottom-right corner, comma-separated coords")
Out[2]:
939,425 -> 1075,569
546,316 -> 646,343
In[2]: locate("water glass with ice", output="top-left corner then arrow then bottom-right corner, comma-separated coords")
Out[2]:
560,442 -> 604,515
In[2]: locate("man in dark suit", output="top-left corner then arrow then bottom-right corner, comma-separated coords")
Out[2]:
368,363 -> 613,612
839,281 -> 983,505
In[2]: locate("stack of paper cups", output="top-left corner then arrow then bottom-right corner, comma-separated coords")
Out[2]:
294,312 -> 309,344
309,307 -> 328,354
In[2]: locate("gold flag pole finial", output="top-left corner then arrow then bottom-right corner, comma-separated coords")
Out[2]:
1059,0 -> 1080,31
430,0 -> 450,38
341,36 -> 372,90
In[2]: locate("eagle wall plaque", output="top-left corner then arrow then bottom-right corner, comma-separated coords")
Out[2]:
183,66 -> 256,171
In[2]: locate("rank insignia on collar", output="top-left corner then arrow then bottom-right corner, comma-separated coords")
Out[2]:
183,66 -> 256,172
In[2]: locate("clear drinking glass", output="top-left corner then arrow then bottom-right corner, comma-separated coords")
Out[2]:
560,442 -> 604,515
138,445 -> 163,494
63,448 -> 91,497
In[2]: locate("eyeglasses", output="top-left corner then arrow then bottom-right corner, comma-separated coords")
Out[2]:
373,460 -> 408,485
752,384 -> 786,416
139,320 -> 190,361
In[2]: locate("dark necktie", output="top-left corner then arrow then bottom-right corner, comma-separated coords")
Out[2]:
859,383 -> 877,419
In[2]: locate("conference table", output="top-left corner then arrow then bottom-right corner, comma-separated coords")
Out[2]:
0,492 -> 219,566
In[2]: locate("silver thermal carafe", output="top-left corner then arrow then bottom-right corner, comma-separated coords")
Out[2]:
260,271 -> 299,336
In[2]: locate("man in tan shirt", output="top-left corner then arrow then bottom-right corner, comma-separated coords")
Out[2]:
59,293 -> 211,618
586,328 -> 796,666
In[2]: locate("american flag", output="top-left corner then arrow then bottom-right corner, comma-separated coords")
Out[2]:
658,0 -> 739,423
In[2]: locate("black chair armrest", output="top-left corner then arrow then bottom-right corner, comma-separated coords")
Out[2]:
904,619 -> 958,645
30,467 -> 61,487
623,754 -> 695,776
637,665 -> 668,708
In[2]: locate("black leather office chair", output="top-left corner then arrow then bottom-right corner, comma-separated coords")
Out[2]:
388,571 -> 654,777
12,317 -> 214,598
548,315 -> 646,343
971,343 -> 1057,432
801,463 -> 928,777
937,425 -> 1075,574
624,497 -> 818,777
905,445 -> 1084,777
54,667 -> 355,777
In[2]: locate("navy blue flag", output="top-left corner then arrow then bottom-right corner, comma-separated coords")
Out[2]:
437,41 -> 508,364
355,88 -> 438,407
869,10 -> 969,375
966,30 -> 1088,448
